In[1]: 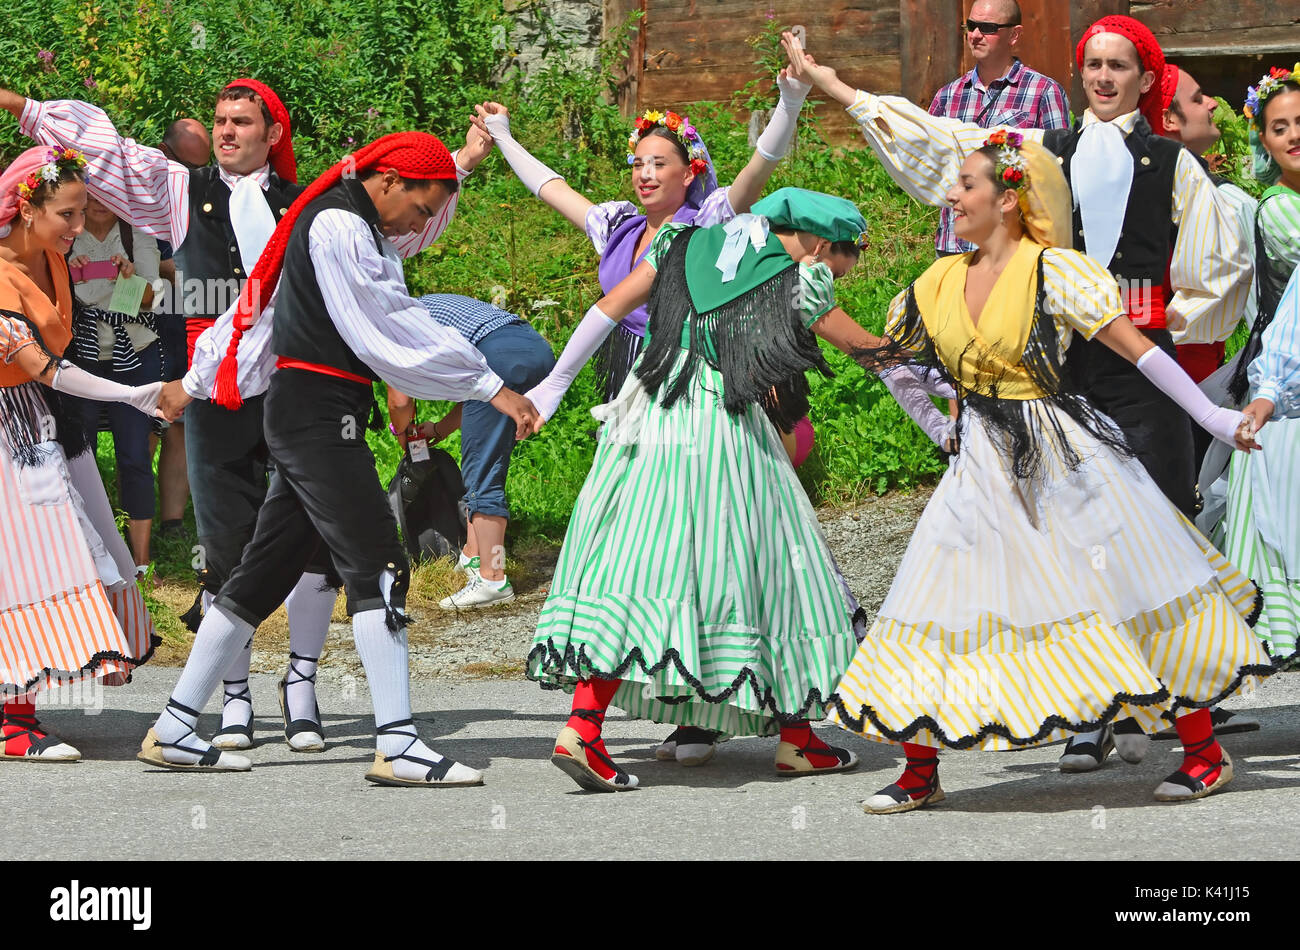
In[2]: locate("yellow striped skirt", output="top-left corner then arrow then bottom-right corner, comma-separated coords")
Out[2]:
829,400 -> 1272,751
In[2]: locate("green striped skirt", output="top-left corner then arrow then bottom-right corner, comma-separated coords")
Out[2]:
1222,415 -> 1300,668
527,360 -> 858,737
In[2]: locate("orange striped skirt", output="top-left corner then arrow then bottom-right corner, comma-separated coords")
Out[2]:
1,439 -> 157,695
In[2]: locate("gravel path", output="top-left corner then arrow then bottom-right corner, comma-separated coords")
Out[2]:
260,488 -> 934,685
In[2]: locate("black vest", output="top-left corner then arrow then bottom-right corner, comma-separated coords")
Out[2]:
272,179 -> 383,382
172,166 -> 301,321
1043,117 -> 1180,289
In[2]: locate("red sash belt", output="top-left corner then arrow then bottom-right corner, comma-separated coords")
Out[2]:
185,317 -> 216,367
275,357 -> 371,385
1124,283 -> 1166,330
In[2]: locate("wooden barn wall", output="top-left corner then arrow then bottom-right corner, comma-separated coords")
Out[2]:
601,1 -> 1299,140
622,0 -> 902,141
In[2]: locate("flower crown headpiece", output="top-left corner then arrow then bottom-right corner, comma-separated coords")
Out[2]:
15,147 -> 88,200
983,130 -> 1028,191
628,110 -> 709,177
1244,63 -> 1300,131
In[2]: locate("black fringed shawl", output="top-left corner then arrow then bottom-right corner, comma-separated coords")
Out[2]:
854,251 -> 1134,480
634,226 -> 832,433
0,309 -> 90,467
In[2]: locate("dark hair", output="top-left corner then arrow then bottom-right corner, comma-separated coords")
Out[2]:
19,165 -> 86,208
1260,80 -> 1300,127
636,126 -> 690,164
216,86 -> 275,130
771,226 -> 862,258
361,169 -> 459,194
1165,96 -> 1185,122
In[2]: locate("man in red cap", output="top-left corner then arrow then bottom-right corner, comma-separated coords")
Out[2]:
1158,65 -> 1258,388
137,132 -> 539,785
0,82 -> 495,755
784,14 -> 1252,789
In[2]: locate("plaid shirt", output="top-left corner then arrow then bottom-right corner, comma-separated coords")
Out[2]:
928,58 -> 1071,254
417,293 -> 523,346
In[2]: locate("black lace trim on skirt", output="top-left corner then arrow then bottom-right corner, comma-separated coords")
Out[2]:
528,639 -> 832,727
6,634 -> 161,696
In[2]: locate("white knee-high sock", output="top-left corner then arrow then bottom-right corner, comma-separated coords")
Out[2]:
156,605 -> 253,761
283,572 -> 335,718
353,608 -> 476,782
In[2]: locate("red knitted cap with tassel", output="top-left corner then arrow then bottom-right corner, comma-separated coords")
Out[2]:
223,78 -> 297,183
210,130 -> 457,410
1076,15 -> 1167,132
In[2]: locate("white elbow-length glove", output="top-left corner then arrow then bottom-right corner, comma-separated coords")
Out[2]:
482,112 -> 563,197
755,73 -> 813,161
525,304 -> 618,421
51,361 -> 162,417
1136,347 -> 1247,446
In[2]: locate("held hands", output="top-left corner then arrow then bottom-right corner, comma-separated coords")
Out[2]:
459,114 -> 495,173
781,31 -> 836,90
158,379 -> 192,422
489,386 -> 542,440
776,67 -> 812,102
471,102 -> 511,143
1237,397 -> 1274,451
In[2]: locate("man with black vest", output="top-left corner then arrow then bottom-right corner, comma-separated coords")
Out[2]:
137,132 -> 539,785
781,16 -> 1252,770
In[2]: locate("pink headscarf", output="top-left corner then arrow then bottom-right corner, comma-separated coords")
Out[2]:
0,145 -> 63,237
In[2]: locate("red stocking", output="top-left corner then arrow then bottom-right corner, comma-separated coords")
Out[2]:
2,696 -> 41,757
560,677 -> 622,780
894,742 -> 940,798
1173,708 -> 1223,784
778,720 -> 843,770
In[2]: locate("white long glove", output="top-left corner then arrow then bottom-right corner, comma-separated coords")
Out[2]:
755,72 -> 813,161
906,365 -> 957,399
1136,346 -> 1247,446
51,362 -> 162,417
525,304 -> 619,421
879,365 -> 956,448
482,113 -> 563,198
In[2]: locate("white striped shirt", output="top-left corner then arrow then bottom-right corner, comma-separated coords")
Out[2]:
183,205 -> 502,404
18,97 -> 462,258
844,91 -> 1252,344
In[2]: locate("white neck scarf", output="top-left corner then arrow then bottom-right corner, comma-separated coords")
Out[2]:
228,175 -> 277,276
1070,120 -> 1132,269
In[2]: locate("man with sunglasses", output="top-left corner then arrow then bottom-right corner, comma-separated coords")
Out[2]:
928,0 -> 1069,256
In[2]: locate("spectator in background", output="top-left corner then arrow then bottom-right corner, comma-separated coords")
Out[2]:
152,117 -> 210,536
928,0 -> 1070,256
387,293 -> 555,610
69,194 -> 162,572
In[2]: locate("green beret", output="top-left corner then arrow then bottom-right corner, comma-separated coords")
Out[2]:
751,187 -> 867,246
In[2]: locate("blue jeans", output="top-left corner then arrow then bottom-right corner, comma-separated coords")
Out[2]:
79,342 -> 161,521
461,322 -> 555,519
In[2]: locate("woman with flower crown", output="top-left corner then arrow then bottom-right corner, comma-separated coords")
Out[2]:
1,146 -> 166,761
1218,65 -> 1300,669
819,130 -> 1274,812
518,186 -> 953,792
475,77 -> 875,765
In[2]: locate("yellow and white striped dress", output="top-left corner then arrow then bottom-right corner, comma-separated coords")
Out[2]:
829,241 -> 1272,750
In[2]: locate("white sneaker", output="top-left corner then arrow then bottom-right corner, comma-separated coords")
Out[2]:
439,574 -> 515,610
457,553 -> 481,578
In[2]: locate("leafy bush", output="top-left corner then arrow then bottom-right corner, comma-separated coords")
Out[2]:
7,1 -> 944,555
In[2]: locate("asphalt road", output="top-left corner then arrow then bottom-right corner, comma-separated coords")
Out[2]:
6,666 -> 1298,862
